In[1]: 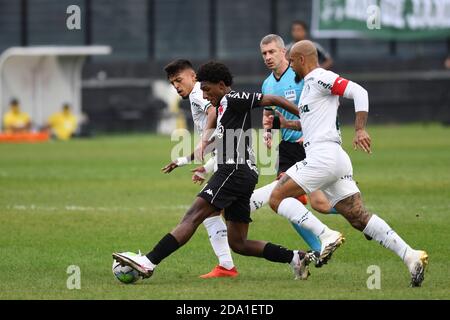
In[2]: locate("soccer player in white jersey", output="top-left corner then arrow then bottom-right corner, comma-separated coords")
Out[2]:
160,59 -> 238,279
264,41 -> 428,287
250,34 -> 340,259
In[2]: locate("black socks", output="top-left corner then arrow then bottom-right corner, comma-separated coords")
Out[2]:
262,243 -> 294,263
146,233 -> 180,264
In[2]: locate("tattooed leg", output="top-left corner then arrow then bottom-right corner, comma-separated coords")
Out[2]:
335,193 -> 428,286
334,193 -> 372,231
269,174 -> 306,212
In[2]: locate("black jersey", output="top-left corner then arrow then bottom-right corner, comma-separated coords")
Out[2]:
214,90 -> 263,171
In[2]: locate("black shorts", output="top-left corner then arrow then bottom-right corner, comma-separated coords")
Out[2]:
276,140 -> 306,176
198,165 -> 258,223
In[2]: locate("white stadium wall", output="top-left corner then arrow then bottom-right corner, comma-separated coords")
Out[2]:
0,46 -> 111,130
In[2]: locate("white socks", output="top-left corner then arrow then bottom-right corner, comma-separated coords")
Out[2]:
250,180 -> 278,212
277,197 -> 327,236
363,214 -> 412,262
203,216 -> 234,270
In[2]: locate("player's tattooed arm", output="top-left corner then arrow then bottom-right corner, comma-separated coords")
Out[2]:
282,118 -> 302,131
260,94 -> 299,116
353,111 -> 371,154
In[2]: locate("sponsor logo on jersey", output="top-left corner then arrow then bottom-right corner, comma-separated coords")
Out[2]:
227,92 -> 250,99
205,189 -> 214,196
299,104 -> 310,113
318,80 -> 333,90
227,92 -> 262,101
340,174 -> 353,181
284,89 -> 297,102
191,101 -> 201,109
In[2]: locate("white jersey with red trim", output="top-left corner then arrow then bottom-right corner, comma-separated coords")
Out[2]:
298,67 -> 349,149
189,82 -> 212,136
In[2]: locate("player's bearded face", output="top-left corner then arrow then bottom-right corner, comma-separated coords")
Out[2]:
290,54 -> 305,78
169,70 -> 196,99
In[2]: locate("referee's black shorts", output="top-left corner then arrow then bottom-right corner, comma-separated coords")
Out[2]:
198,165 -> 258,223
276,140 -> 306,176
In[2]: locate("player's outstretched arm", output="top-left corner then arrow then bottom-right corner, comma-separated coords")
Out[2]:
163,107 -> 218,173
161,155 -> 192,174
260,94 -> 299,116
340,80 -> 371,154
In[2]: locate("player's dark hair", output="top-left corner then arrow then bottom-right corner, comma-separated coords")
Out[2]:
291,20 -> 308,31
10,98 -> 19,105
164,59 -> 194,78
196,61 -> 233,86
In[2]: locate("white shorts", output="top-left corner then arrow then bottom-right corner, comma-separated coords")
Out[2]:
285,142 -> 360,207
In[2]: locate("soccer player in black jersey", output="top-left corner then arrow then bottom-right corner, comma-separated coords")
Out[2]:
113,62 -> 319,280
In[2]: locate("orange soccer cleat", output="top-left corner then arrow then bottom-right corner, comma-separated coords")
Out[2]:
199,265 -> 239,279
297,194 -> 308,205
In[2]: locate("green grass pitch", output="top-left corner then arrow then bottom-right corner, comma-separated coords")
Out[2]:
0,124 -> 449,299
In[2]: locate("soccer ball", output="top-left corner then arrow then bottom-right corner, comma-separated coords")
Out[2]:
112,252 -> 140,284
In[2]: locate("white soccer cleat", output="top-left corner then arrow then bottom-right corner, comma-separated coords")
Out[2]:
290,251 -> 315,280
318,228 -> 345,266
112,252 -> 154,279
406,250 -> 429,287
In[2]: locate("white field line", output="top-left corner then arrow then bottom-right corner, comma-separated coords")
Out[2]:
3,204 -> 190,212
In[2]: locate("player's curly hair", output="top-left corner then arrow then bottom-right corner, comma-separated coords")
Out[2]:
164,59 -> 194,78
196,61 -> 233,86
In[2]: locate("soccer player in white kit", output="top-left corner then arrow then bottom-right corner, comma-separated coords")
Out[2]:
161,60 -> 238,278
265,41 -> 428,287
